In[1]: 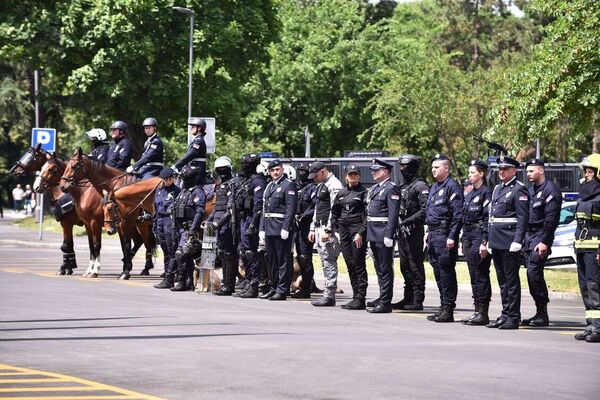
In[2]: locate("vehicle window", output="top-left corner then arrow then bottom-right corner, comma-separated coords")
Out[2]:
559,205 -> 575,225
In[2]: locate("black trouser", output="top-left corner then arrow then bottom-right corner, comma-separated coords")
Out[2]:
491,249 -> 522,323
339,223 -> 367,299
427,230 -> 458,308
577,251 -> 600,333
397,224 -> 425,304
462,230 -> 492,305
370,242 -> 394,306
155,216 -> 176,273
266,235 -> 293,295
295,221 -> 314,292
524,232 -> 550,306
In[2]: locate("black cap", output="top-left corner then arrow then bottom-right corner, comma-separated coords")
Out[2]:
370,158 -> 393,171
307,161 -> 326,179
431,153 -> 450,163
497,155 -> 520,168
470,160 -> 488,170
267,159 -> 282,170
345,164 -> 360,174
525,158 -> 545,167
159,167 -> 175,179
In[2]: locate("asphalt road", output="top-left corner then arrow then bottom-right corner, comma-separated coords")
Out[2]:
0,216 -> 597,399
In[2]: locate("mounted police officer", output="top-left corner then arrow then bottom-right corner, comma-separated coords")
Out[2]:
425,154 -> 464,323
392,154 -> 429,311
487,155 -> 529,330
307,161 -> 343,307
173,117 -> 208,184
461,160 -> 493,326
85,128 -> 110,162
106,120 -> 132,171
331,164 -> 368,310
171,165 -> 207,291
205,156 -> 238,296
153,167 -> 181,289
127,117 -> 164,179
234,153 -> 267,298
574,154 -> 600,343
521,159 -> 562,327
292,162 -> 317,298
259,159 -> 298,301
365,159 -> 401,314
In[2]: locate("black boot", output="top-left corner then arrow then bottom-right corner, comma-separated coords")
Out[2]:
522,303 -> 549,326
433,305 -> 454,323
461,303 -> 479,323
170,275 -> 189,291
154,273 -> 174,289
427,305 -> 443,321
214,257 -> 235,296
391,298 -> 410,310
342,298 -> 366,310
466,302 -> 490,326
240,283 -> 259,298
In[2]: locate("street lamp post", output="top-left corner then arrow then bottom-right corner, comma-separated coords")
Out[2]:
173,6 -> 195,121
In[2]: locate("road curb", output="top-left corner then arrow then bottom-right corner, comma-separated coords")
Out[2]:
0,239 -> 122,252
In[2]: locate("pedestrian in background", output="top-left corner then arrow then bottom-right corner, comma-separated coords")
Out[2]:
12,184 -> 24,212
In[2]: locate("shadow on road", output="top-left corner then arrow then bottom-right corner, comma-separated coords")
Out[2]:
0,332 -> 292,342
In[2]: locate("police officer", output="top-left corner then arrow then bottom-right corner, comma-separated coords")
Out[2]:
461,160 -> 493,326
86,128 -> 109,162
487,155 -> 529,330
292,162 -> 317,298
106,120 -> 132,171
234,153 -> 267,298
392,154 -> 429,311
171,165 -> 207,291
366,159 -> 400,314
521,159 -> 562,327
331,164 -> 368,310
153,167 -> 181,289
573,154 -> 600,343
425,154 -> 464,323
173,118 -> 208,184
127,117 -> 164,179
259,159 -> 298,300
206,156 -> 239,296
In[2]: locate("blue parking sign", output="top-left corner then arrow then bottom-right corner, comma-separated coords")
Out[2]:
31,128 -> 57,152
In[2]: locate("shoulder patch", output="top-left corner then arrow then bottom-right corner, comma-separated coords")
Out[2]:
119,148 -> 125,154
391,194 -> 400,200
519,195 -> 528,201
545,195 -> 553,203
192,144 -> 200,149
150,144 -> 157,149
254,186 -> 262,192
287,190 -> 296,195
516,181 -> 525,186
421,189 -> 429,194
483,199 -> 490,207
450,193 -> 457,201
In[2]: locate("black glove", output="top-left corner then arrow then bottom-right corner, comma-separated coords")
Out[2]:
245,224 -> 257,236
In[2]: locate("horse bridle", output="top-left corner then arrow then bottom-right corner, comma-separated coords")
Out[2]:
61,156 -> 86,186
11,147 -> 45,175
102,195 -> 121,228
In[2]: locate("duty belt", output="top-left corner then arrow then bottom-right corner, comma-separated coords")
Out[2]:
463,222 -> 483,231
191,158 -> 206,162
367,216 -> 389,222
264,212 -> 285,218
146,162 -> 163,167
527,224 -> 543,233
489,217 -> 518,223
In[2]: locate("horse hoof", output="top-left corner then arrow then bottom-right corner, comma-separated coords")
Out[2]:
66,268 -> 73,275
118,272 -> 130,280
140,268 -> 150,276
91,273 -> 98,278
56,269 -> 66,276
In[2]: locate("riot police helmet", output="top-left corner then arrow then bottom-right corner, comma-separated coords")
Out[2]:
241,153 -> 261,176
180,165 -> 200,188
399,154 -> 420,177
85,128 -> 107,142
283,164 -> 296,181
214,156 -> 233,179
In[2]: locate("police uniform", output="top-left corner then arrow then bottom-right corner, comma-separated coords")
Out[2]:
425,155 -> 464,321
522,159 -> 562,326
366,159 -> 401,313
308,161 -> 343,306
131,134 -> 164,179
174,134 -> 207,183
330,164 -> 368,309
259,160 -> 298,299
461,160 -> 492,325
293,168 -> 317,297
88,142 -> 109,163
106,136 -> 133,171
488,156 -> 529,329
153,169 -> 181,289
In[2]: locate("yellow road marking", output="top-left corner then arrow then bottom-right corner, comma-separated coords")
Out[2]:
0,396 -> 138,400
0,387 -> 96,393
0,378 -> 66,383
0,372 -> 35,376
0,268 -> 26,274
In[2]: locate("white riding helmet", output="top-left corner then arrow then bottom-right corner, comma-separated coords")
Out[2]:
214,156 -> 233,169
85,128 -> 107,141
283,164 -> 296,180
256,160 -> 269,176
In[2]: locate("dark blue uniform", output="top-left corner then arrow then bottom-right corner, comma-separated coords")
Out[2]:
462,184 -> 492,308
294,181 -> 317,294
88,142 -> 109,163
366,179 -> 401,307
260,176 -> 298,295
525,179 -> 561,307
174,135 -> 207,183
106,137 -> 132,171
132,134 -> 164,179
426,177 -> 464,309
154,183 -> 180,275
488,177 -> 529,325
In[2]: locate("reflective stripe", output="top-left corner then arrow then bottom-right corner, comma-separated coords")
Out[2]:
574,238 -> 600,249
367,216 -> 389,222
191,158 -> 206,162
264,213 -> 285,218
489,217 -> 518,223
146,162 -> 163,166
576,212 -> 589,219
585,310 -> 600,319
593,214 -> 600,221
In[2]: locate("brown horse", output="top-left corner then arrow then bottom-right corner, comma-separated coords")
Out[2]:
60,148 -> 157,279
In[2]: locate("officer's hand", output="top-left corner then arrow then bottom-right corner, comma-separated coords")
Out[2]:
280,229 -> 289,240
245,224 -> 257,236
534,242 -> 548,259
509,242 -> 522,252
479,243 -> 488,258
308,231 -> 316,243
384,237 -> 394,248
597,253 -> 600,265
321,232 -> 330,243
486,244 -> 493,255
125,166 -> 134,174
353,233 -> 363,249
446,238 -> 455,250
200,221 -> 206,230
259,231 -> 266,241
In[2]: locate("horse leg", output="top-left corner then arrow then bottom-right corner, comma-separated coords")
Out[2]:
118,224 -> 133,280
59,221 -> 77,276
90,221 -> 103,278
137,224 -> 155,276
130,228 -> 143,258
82,224 -> 96,277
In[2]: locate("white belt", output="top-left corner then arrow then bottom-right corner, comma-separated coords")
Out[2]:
191,158 -> 206,162
367,216 -> 389,222
489,217 -> 518,223
146,162 -> 163,166
265,213 -> 286,218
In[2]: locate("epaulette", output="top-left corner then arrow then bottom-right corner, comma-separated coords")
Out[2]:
516,180 -> 525,186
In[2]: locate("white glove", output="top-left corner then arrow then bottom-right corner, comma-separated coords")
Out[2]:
126,166 -> 134,174
259,231 -> 266,241
383,237 -> 394,248
280,229 -> 289,240
487,245 -> 493,255
509,242 -> 522,252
